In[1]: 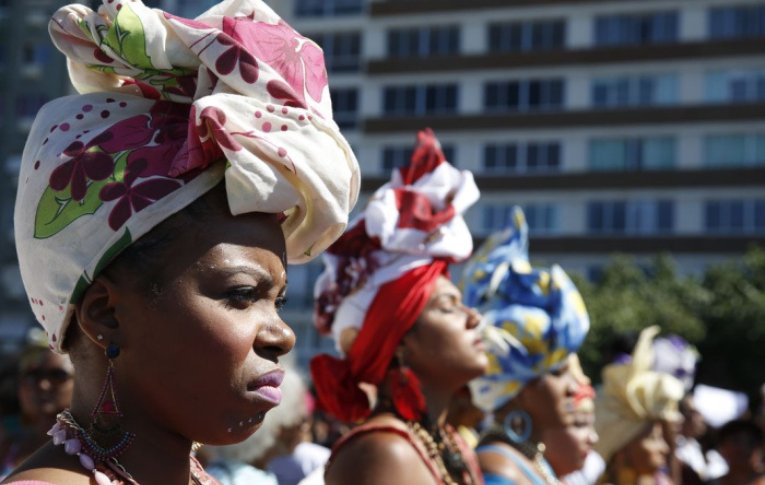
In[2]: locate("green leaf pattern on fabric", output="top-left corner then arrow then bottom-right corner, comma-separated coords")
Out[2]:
34,151 -> 128,239
103,3 -> 154,69
69,228 -> 132,303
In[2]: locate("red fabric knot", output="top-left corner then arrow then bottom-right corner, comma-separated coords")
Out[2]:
311,261 -> 447,423
399,128 -> 446,186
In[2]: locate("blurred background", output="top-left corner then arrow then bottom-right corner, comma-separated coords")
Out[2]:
0,0 -> 764,401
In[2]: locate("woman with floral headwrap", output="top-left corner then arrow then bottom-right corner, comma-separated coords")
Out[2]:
310,129 -> 487,485
4,0 -> 359,483
594,327 -> 685,485
460,207 -> 591,485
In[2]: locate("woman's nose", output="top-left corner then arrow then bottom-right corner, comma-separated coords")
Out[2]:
462,305 -> 481,329
254,317 -> 296,359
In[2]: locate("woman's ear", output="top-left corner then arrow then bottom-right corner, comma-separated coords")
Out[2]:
74,274 -> 122,351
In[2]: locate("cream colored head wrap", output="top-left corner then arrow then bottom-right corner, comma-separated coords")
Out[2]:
594,326 -> 685,462
14,0 -> 360,352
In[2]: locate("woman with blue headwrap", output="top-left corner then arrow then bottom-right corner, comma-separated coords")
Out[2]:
461,207 -> 591,485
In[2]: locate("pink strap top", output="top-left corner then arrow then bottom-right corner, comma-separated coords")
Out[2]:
4,482 -> 58,484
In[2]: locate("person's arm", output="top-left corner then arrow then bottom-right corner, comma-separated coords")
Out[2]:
325,432 -> 437,485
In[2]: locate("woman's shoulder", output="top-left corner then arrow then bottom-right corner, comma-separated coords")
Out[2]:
325,416 -> 436,485
1,443 -> 90,485
476,440 -> 537,485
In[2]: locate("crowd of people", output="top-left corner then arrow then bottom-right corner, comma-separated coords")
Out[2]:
0,0 -> 763,484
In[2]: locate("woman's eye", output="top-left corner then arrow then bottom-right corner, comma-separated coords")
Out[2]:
223,287 -> 259,308
275,295 -> 288,312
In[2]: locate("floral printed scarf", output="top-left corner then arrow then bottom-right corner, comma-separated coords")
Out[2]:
14,0 -> 360,352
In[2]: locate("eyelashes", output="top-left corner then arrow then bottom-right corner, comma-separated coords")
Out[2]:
275,295 -> 288,311
223,287 -> 287,312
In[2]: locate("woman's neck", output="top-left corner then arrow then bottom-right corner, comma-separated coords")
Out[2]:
420,382 -> 452,429
69,380 -> 193,485
376,374 -> 453,428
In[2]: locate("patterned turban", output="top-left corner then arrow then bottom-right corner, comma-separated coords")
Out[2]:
310,129 -> 480,423
461,207 -> 590,413
14,0 -> 360,352
594,326 -> 685,463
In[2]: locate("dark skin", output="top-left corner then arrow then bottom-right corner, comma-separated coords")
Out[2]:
718,431 -> 765,485
609,421 -> 671,484
325,276 -> 487,485
5,188 -> 295,485
478,362 -> 579,485
0,351 -> 73,471
543,409 -> 598,477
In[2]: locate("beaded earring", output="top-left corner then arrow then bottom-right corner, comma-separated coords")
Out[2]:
80,343 -> 135,461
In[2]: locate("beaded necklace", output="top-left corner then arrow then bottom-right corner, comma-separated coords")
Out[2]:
407,420 -> 478,485
49,410 -> 206,485
481,425 -> 562,485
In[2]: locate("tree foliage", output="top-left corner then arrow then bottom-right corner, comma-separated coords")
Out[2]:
575,247 -> 765,398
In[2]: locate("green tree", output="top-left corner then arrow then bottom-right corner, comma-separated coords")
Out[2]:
575,254 -> 708,384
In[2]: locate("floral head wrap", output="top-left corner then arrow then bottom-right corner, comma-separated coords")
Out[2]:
14,0 -> 360,352
310,129 -> 480,423
461,207 -> 590,413
594,326 -> 685,463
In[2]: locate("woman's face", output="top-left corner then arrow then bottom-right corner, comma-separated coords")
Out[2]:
516,362 -> 579,432
543,412 -> 598,476
621,421 -> 670,475
401,276 -> 488,393
103,207 -> 295,446
18,351 -> 74,423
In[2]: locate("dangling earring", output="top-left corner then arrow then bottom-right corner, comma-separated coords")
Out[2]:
389,349 -> 427,422
80,343 -> 135,462
503,409 -> 532,444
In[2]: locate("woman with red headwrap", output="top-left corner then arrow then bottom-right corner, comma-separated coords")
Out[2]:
310,129 -> 488,485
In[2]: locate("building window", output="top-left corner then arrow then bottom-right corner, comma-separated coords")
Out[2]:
295,0 -> 363,17
309,32 -> 361,73
705,69 -> 765,103
16,94 -> 48,119
704,133 -> 765,168
484,142 -> 561,174
705,200 -> 765,234
22,43 -> 51,65
488,19 -> 565,53
484,79 -> 564,112
594,12 -> 679,47
592,75 -> 678,108
382,145 -> 455,173
589,137 -> 675,171
330,88 -> 358,130
483,203 -> 559,235
383,84 -> 459,116
387,26 -> 460,58
709,5 -> 765,40
587,200 -> 674,235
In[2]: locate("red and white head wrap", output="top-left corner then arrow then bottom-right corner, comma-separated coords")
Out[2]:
310,129 -> 480,423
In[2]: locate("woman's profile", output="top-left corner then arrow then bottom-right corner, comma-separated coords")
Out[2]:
3,0 -> 359,483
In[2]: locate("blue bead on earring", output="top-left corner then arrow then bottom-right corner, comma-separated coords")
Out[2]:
504,409 -> 532,444
106,343 -> 120,360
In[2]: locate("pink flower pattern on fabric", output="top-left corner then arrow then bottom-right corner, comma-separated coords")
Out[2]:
99,158 -> 183,231
49,137 -> 115,202
221,17 -> 328,108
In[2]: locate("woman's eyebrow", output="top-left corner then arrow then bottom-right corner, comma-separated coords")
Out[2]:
215,265 -> 272,285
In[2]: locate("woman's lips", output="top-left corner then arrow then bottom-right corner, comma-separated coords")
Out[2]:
248,369 -> 285,405
473,336 -> 487,352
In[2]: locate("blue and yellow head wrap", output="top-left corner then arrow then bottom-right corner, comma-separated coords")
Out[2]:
461,207 -> 590,412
